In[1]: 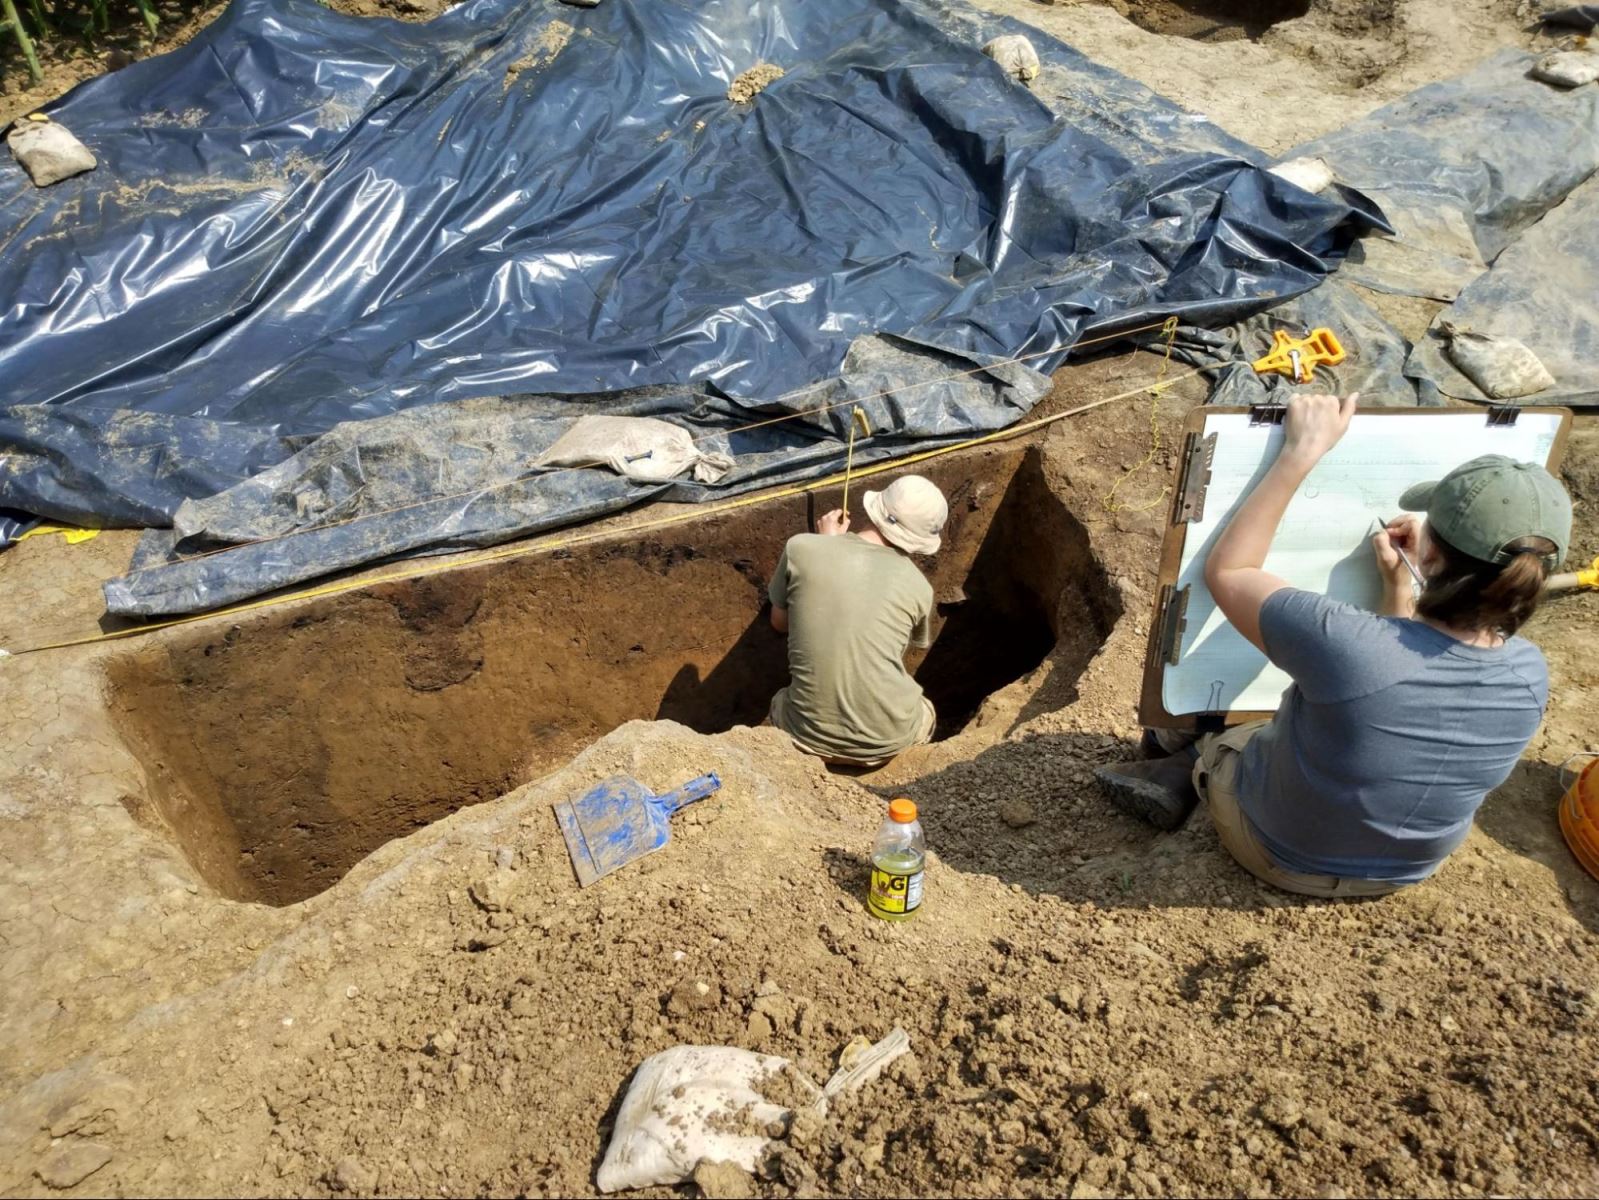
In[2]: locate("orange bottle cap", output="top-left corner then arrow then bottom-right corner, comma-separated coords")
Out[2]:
888,798 -> 917,823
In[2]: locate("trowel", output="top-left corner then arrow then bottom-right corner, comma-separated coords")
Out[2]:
554,773 -> 721,887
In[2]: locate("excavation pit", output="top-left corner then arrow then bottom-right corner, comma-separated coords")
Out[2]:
1124,0 -> 1311,41
106,444 -> 1116,907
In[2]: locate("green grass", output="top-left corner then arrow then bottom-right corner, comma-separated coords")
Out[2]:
5,0 -> 160,86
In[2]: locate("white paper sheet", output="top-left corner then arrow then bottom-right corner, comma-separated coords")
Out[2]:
1162,411 -> 1564,716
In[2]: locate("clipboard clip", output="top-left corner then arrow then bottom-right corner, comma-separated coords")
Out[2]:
1155,584 -> 1190,667
1248,403 -> 1287,426
1486,404 -> 1521,427
1173,432 -> 1216,524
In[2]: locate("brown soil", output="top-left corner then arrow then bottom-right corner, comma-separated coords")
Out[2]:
104,442 -> 1107,907
2,348 -> 1595,1198
2,2 -> 1597,1197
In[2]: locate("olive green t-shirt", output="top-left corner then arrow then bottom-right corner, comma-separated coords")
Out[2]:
767,533 -> 934,761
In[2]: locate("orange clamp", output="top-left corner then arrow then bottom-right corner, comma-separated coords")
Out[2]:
1251,327 -> 1345,384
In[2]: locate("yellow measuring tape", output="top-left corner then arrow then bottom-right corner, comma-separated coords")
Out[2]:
5,368 -> 1206,657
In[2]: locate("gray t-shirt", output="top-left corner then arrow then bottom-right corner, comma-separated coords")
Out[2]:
1237,589 -> 1548,884
767,533 -> 933,761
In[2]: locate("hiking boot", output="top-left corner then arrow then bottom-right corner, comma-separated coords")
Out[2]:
1095,754 -> 1200,831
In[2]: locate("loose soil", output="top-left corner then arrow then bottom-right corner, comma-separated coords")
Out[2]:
1,1 -> 1597,1198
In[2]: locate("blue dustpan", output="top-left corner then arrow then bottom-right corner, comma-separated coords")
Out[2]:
554,773 -> 721,887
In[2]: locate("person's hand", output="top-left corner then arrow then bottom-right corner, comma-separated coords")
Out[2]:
1280,392 -> 1358,468
816,508 -> 850,536
1372,513 -> 1423,615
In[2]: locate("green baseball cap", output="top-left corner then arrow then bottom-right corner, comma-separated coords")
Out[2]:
1399,454 -> 1571,569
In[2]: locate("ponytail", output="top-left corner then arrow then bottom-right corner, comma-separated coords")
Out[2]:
1415,529 -> 1555,637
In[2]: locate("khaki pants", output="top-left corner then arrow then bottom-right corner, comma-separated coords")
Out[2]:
769,691 -> 935,768
1193,721 -> 1404,899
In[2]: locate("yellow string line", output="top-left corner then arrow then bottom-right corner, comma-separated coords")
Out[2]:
116,318 -> 1177,576
5,365 -> 1211,657
1099,316 -> 1180,514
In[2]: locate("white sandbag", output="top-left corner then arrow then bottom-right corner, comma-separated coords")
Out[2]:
1531,49 -> 1599,88
982,35 -> 1041,83
1441,323 -> 1556,399
7,118 -> 97,187
1269,156 -> 1335,194
534,415 -> 734,483
594,1046 -> 801,1192
596,1028 -> 910,1193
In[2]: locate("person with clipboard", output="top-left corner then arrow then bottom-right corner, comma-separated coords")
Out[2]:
1098,393 -> 1574,897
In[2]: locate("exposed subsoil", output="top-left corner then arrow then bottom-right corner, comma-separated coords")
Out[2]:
1,1 -> 1597,1198
1,348 -> 1596,1198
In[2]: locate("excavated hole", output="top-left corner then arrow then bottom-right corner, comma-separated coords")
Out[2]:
1122,0 -> 1311,41
106,444 -> 1116,907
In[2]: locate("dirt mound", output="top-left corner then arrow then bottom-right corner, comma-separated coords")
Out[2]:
728,63 -> 786,103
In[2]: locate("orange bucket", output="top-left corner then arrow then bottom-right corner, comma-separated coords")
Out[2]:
1558,753 -> 1599,881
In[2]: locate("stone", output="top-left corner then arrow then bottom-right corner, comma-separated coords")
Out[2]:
330,1156 -> 376,1192
468,874 -> 513,912
998,798 -> 1037,829
668,978 -> 720,1015
981,35 -> 1041,83
36,1142 -> 113,1190
7,120 -> 98,187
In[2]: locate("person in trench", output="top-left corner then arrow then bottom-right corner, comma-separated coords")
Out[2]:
766,475 -> 948,768
1098,392 -> 1572,897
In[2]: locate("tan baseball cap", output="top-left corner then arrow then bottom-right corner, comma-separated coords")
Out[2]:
862,475 -> 947,555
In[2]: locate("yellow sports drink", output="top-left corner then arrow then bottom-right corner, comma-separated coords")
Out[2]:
867,798 -> 925,921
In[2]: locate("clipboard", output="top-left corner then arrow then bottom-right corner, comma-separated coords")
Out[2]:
1138,403 -> 1574,730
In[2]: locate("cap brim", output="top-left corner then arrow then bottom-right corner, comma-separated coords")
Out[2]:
1398,481 -> 1438,512
862,490 -> 940,555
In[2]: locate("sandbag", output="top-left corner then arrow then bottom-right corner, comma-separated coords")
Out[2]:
595,1046 -> 797,1192
1532,49 -> 1599,88
6,119 -> 96,187
534,416 -> 735,484
1440,323 -> 1556,399
982,34 -> 1040,82
596,1028 -> 909,1193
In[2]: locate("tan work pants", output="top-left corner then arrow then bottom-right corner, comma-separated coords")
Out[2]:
1193,722 -> 1405,899
769,692 -> 935,768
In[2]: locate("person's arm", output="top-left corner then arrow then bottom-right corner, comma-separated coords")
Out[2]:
768,546 -> 791,634
1203,393 -> 1358,652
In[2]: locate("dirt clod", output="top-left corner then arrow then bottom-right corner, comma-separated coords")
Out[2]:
727,63 -> 786,103
35,1142 -> 112,1190
693,1158 -> 757,1198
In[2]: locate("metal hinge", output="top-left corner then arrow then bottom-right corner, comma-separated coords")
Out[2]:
1172,431 -> 1216,524
1155,583 -> 1190,666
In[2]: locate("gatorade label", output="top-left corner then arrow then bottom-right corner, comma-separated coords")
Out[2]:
868,866 -> 924,915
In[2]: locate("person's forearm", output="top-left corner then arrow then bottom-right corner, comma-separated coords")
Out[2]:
1206,449 -> 1317,579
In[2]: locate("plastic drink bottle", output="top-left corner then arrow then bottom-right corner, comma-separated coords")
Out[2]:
867,798 -> 925,921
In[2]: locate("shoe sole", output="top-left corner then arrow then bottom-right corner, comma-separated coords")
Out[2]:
1094,765 -> 1195,832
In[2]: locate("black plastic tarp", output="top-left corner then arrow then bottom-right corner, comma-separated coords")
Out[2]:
0,0 -> 1379,613
1287,50 -> 1599,302
1406,171 -> 1599,409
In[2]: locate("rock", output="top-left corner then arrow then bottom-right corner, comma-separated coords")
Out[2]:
492,845 -> 516,869
35,1142 -> 112,1190
746,1011 -> 775,1041
425,1029 -> 458,1056
692,1159 -> 754,1198
982,34 -> 1041,82
668,978 -> 721,1015
998,798 -> 1036,829
330,1156 -> 376,1192
1260,1095 -> 1304,1129
468,874 -> 514,912
7,119 -> 98,187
